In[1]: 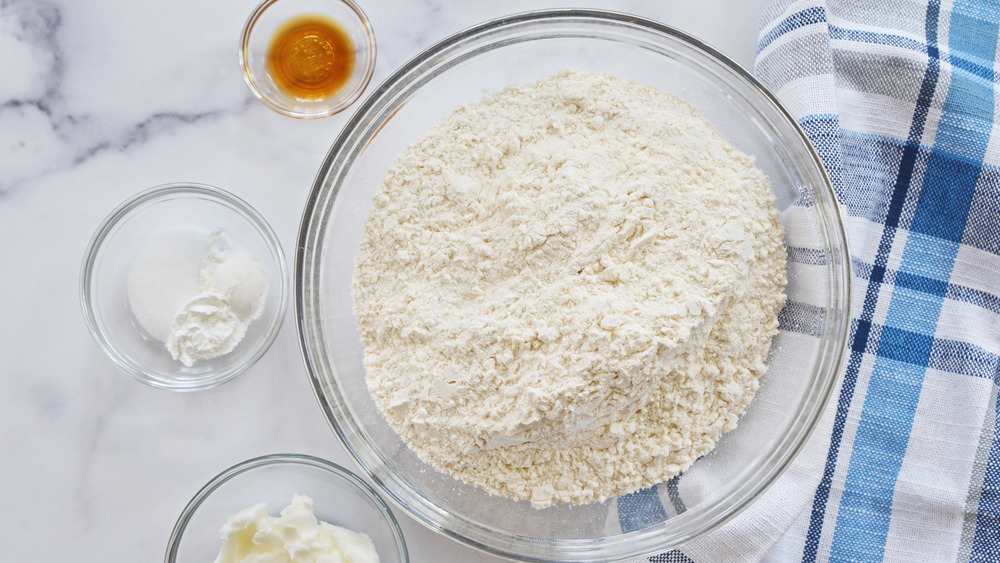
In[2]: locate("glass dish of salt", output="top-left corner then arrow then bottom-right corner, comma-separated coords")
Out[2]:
80,183 -> 288,391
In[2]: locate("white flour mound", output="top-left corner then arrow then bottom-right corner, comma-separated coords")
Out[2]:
352,70 -> 787,508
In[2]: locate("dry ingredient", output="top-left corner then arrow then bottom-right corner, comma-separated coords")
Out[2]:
353,70 -> 787,508
213,494 -> 379,563
126,229 -> 203,342
127,227 -> 268,366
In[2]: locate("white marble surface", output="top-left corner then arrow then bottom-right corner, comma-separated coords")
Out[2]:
0,1 -> 772,560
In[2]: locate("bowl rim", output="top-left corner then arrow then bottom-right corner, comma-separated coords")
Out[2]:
238,0 -> 378,119
295,8 -> 851,561
79,181 -> 289,391
163,453 -> 409,563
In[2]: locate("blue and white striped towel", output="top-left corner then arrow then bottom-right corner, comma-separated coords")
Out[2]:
630,1 -> 1000,561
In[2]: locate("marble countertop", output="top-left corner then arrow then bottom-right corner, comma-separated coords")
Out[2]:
0,0 -> 771,560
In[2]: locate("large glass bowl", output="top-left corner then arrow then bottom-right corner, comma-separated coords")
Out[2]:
296,9 -> 850,561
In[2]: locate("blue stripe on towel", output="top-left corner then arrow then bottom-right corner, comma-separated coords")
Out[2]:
828,25 -> 928,54
956,1 -> 1000,557
618,485 -> 667,533
649,551 -> 696,563
758,6 -> 828,53
802,2 -> 943,561
829,0 -> 997,559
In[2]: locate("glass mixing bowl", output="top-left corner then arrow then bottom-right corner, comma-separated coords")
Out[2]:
296,9 -> 851,561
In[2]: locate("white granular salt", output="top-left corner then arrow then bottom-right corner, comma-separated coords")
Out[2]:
127,230 -> 205,342
352,70 -> 787,508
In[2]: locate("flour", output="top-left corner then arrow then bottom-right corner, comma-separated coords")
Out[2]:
352,70 -> 786,508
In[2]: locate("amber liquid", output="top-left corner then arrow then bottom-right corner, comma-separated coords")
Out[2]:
266,15 -> 355,100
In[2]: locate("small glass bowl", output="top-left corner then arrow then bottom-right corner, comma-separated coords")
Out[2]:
80,183 -> 288,391
165,454 -> 408,562
239,0 -> 377,119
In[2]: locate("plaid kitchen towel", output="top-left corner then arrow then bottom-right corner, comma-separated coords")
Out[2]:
629,1 -> 1000,561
